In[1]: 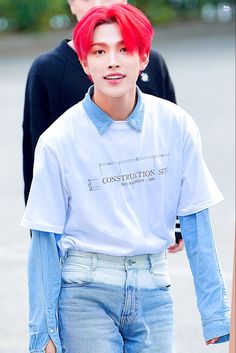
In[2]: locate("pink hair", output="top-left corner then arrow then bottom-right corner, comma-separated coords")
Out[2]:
73,4 -> 154,61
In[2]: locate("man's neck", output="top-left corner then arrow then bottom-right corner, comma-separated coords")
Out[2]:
92,88 -> 137,121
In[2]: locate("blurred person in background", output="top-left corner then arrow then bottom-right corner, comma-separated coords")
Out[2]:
22,0 -> 183,251
22,4 -> 230,353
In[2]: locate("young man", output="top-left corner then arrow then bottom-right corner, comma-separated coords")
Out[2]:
22,4 -> 230,353
22,0 -> 183,250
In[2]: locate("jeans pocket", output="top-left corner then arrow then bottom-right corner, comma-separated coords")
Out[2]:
61,262 -> 95,287
150,269 -> 171,291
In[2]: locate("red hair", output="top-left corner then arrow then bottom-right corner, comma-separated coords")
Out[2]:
73,4 -> 154,61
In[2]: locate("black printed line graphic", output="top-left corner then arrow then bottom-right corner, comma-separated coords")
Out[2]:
99,154 -> 169,176
88,178 -> 101,191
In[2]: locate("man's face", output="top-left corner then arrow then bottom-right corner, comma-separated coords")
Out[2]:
81,22 -> 149,102
69,0 -> 127,21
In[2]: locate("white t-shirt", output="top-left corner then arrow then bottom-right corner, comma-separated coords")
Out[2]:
22,92 -> 223,256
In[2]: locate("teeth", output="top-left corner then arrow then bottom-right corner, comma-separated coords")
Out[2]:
106,76 -> 123,80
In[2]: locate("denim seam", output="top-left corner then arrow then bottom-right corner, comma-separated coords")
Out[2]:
125,282 -> 139,325
61,269 -> 96,288
150,272 -> 171,291
39,233 -> 60,350
202,315 -> 229,326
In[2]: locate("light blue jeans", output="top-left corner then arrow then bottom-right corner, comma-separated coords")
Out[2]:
59,250 -> 175,353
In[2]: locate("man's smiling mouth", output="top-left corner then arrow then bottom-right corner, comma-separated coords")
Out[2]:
104,73 -> 126,81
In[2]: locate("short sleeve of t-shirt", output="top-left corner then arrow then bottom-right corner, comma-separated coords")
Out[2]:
21,137 -> 68,233
176,115 -> 223,216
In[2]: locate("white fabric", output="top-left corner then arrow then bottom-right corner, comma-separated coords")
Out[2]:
22,94 -> 223,256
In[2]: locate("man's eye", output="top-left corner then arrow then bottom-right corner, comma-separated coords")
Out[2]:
95,50 -> 105,55
120,47 -> 127,53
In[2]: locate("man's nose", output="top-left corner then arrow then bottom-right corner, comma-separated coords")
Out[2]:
108,52 -> 120,68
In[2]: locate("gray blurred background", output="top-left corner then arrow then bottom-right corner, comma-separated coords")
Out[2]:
0,1 -> 235,352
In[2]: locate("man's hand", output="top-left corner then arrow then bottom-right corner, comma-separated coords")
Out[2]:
168,239 -> 184,253
206,337 -> 219,345
45,339 -> 56,353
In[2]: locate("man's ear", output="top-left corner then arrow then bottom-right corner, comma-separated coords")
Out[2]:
80,60 -> 90,76
140,53 -> 150,72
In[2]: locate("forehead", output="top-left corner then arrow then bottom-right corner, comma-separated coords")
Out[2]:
92,22 -> 123,44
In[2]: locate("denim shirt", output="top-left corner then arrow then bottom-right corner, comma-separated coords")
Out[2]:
27,209 -> 230,352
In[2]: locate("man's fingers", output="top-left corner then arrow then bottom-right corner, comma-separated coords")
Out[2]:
45,339 -> 56,353
168,239 -> 184,253
206,337 -> 219,345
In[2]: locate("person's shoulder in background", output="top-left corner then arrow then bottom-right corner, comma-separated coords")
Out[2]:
27,40 -> 77,84
25,39 -> 91,122
137,49 -> 176,104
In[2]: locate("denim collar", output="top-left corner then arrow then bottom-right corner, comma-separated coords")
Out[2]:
82,86 -> 145,135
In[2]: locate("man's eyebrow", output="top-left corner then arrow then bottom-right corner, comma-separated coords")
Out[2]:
91,40 -> 125,47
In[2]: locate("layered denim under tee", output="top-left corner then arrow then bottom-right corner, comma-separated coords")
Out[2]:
22,87 -> 230,352
22,87 -> 223,256
27,211 -> 230,353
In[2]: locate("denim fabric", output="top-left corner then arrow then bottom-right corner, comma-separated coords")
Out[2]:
59,250 -> 175,353
28,210 -> 230,352
28,231 -> 62,353
82,86 -> 145,134
179,210 -> 230,343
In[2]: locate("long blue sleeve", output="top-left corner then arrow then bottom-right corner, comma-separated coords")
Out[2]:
28,230 -> 62,353
179,209 -> 230,343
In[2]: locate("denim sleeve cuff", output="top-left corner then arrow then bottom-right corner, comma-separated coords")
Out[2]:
216,334 -> 230,343
29,332 -> 50,353
202,314 -> 230,343
29,331 -> 62,353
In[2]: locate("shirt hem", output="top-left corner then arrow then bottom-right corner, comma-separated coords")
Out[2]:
21,220 -> 63,234
176,196 -> 224,217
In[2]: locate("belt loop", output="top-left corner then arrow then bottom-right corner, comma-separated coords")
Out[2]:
91,253 -> 98,271
148,255 -> 154,273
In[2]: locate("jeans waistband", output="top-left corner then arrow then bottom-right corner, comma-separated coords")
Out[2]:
63,249 -> 167,271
